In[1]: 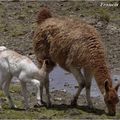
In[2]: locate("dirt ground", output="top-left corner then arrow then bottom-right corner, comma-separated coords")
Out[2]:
0,1 -> 120,119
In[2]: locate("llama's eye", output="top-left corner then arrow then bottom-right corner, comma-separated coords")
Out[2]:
108,100 -> 111,104
45,60 -> 49,65
107,99 -> 115,105
105,99 -> 112,104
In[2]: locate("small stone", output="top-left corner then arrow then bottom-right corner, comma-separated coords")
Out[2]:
75,7 -> 80,11
114,78 -> 118,81
52,87 -> 55,90
54,97 -> 62,101
60,89 -> 67,92
74,86 -> 79,89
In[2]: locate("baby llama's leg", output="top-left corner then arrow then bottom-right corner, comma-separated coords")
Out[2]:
84,68 -> 93,109
69,66 -> 85,106
20,81 -> 29,110
19,71 -> 30,109
2,77 -> 16,109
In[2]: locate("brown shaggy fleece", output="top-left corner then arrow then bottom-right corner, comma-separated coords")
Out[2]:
33,8 -> 112,92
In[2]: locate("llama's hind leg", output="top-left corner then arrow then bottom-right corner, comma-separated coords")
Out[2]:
2,79 -> 16,109
69,66 -> 85,106
84,69 -> 93,109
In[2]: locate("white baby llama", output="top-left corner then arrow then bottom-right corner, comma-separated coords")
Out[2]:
0,46 -> 50,110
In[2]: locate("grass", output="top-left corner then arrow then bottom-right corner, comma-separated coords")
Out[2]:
8,24 -> 28,37
0,84 -> 67,119
0,84 -> 120,119
95,8 -> 110,22
0,1 -> 120,119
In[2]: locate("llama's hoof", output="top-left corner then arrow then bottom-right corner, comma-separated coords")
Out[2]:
71,99 -> 77,107
34,103 -> 44,108
41,100 -> 46,105
88,105 -> 94,110
87,103 -> 94,110
46,102 -> 52,108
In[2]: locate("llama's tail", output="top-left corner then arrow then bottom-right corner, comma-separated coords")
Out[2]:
36,7 -> 52,24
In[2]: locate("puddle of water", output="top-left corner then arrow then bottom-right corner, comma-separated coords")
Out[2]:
49,65 -> 120,97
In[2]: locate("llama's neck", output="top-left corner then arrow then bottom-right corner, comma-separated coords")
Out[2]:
94,62 -> 112,95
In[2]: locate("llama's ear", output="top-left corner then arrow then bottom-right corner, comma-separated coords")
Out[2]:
104,80 -> 110,92
115,83 -> 120,92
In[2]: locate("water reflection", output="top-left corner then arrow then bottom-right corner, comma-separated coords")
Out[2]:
49,65 -> 120,97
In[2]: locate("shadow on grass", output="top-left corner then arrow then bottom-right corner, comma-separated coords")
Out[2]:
4,103 -> 105,116
40,103 -> 105,116
5,107 -> 25,111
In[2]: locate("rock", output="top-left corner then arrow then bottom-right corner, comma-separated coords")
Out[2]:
114,78 -> 118,81
64,72 -> 70,75
54,97 -> 62,101
49,78 -> 54,82
64,82 -> 69,87
75,7 -> 80,11
107,24 -> 120,34
60,89 -> 67,93
17,15 -> 25,20
51,87 -> 55,90
74,85 -> 79,89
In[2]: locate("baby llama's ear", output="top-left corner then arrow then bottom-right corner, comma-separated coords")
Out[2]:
115,83 -> 120,92
104,80 -> 110,92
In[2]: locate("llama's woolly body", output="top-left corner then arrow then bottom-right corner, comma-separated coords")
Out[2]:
33,8 -> 120,115
33,16 -> 111,93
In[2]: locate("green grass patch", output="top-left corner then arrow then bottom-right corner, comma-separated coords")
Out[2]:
9,24 -> 28,37
0,84 -> 119,119
9,84 -> 21,93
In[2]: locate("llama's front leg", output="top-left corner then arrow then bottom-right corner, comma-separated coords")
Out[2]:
45,78 -> 51,108
84,69 -> 93,109
3,80 -> 16,109
69,66 -> 85,106
20,81 -> 29,110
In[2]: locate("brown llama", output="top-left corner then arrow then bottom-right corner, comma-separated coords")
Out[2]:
33,8 -> 120,116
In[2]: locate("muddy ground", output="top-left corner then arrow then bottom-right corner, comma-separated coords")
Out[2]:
0,1 -> 120,119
